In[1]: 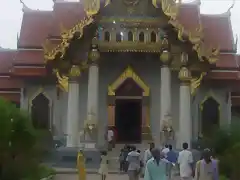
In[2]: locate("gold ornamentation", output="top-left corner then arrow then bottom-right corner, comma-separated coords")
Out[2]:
55,69 -> 69,92
83,0 -> 100,16
178,67 -> 191,82
161,36 -> 169,50
84,110 -> 98,132
98,41 -> 163,52
69,65 -> 81,77
159,0 -> 219,64
105,0 -> 111,7
190,72 -> 206,96
160,50 -> 171,64
88,49 -> 100,63
180,52 -> 188,65
43,15 -> 94,62
152,0 -> 159,8
108,66 -> 150,96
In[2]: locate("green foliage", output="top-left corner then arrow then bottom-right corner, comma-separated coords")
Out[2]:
202,122 -> 240,179
0,98 -> 53,180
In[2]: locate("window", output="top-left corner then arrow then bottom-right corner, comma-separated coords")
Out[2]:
139,32 -> 144,42
201,97 -> 220,137
104,31 -> 110,42
128,31 -> 133,41
31,93 -> 50,129
150,31 -> 156,42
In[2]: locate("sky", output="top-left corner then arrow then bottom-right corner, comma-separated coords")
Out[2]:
0,0 -> 239,50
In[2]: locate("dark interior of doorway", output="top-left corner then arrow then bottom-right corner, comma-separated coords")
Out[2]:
201,97 -> 219,136
115,99 -> 142,143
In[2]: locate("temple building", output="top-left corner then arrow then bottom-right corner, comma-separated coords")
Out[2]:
0,0 -> 240,149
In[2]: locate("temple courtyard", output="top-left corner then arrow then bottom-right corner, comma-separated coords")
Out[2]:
55,173 -> 181,180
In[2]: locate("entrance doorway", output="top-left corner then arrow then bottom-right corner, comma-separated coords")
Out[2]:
115,99 -> 142,143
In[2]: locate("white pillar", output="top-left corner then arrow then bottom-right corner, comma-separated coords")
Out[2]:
159,65 -> 171,146
87,64 -> 99,120
160,66 -> 171,122
66,79 -> 80,147
178,83 -> 191,149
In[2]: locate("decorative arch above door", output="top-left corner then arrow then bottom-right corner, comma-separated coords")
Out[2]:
108,66 -> 150,97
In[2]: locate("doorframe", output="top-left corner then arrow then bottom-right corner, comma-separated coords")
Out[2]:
107,66 -> 151,141
107,95 -> 150,136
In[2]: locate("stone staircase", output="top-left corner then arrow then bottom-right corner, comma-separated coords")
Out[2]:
108,142 -> 150,171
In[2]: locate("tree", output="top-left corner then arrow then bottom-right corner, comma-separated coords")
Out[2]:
0,98 -> 40,180
202,122 -> 240,179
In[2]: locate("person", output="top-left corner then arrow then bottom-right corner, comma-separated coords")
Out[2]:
178,142 -> 194,180
126,145 -> 141,180
98,151 -> 109,180
119,145 -> 129,172
162,144 -> 169,157
144,143 -> 155,165
166,145 -> 177,163
144,148 -> 169,180
166,144 -> 178,179
107,127 -> 114,151
194,149 -> 219,180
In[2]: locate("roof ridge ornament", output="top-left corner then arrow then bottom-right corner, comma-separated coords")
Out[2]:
20,0 -> 33,12
83,0 -> 101,16
227,0 -> 235,15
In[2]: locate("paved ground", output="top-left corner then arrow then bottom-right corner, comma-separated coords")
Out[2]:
55,173 -> 181,180
55,174 -> 132,180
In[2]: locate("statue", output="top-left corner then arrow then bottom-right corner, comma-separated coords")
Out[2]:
161,113 -> 174,146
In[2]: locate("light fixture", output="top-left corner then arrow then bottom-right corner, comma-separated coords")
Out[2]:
120,32 -> 123,36
113,20 -> 116,24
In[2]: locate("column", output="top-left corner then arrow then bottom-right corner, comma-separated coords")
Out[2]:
160,65 -> 171,122
87,64 -> 99,121
159,38 -> 172,146
177,52 -> 192,149
85,39 -> 100,144
66,67 -> 81,147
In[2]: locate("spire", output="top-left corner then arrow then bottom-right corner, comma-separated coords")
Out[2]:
227,0 -> 235,15
20,0 -> 33,12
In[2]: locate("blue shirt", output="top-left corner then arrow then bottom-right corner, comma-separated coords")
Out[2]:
166,150 -> 178,163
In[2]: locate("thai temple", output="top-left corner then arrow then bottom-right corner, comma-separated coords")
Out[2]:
0,0 -> 239,149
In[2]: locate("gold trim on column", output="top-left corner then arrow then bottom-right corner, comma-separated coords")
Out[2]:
108,105 -> 115,126
108,66 -> 150,96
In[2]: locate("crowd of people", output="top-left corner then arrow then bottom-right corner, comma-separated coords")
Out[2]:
98,141 -> 219,180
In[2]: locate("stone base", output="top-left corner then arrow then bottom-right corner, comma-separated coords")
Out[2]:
54,147 -> 101,169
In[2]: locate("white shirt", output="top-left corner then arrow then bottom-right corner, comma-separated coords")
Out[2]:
178,149 -> 193,178
162,147 -> 169,157
144,149 -> 152,164
107,130 -> 114,142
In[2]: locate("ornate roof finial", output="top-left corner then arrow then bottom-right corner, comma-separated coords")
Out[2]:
20,0 -> 32,12
227,0 -> 235,14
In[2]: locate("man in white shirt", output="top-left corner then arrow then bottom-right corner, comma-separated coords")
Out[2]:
162,144 -> 170,158
178,142 -> 193,180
